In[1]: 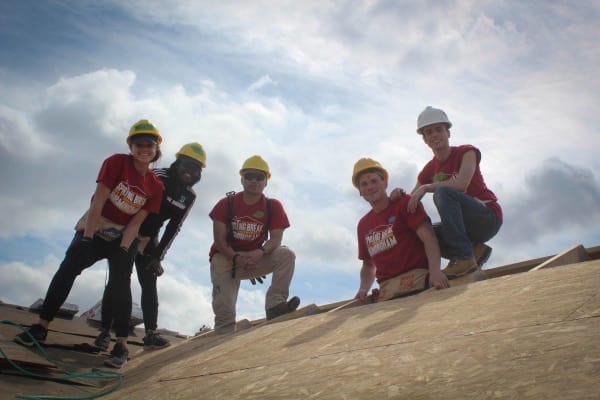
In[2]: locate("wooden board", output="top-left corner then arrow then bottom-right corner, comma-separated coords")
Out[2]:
449,268 -> 487,286
4,244 -> 600,400
529,244 -> 590,271
259,303 -> 321,325
484,244 -> 599,279
101,261 -> 600,400
0,333 -> 57,370
325,295 -> 375,313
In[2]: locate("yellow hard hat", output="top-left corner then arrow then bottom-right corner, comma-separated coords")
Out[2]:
127,119 -> 163,145
176,142 -> 206,168
352,157 -> 388,188
240,155 -> 271,179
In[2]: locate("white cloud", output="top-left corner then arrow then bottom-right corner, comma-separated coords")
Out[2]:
151,270 -> 213,335
247,74 -> 277,93
1,0 -> 600,336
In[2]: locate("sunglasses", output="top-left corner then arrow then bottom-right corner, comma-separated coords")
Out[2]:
243,172 -> 266,181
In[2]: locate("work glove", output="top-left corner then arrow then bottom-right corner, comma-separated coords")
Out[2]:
250,275 -> 267,285
145,257 -> 164,277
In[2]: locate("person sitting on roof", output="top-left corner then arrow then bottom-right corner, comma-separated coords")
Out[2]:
392,106 -> 503,279
353,158 -> 449,302
208,155 -> 299,334
94,142 -> 206,351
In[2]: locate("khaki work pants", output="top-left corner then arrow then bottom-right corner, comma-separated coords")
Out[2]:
211,246 -> 295,334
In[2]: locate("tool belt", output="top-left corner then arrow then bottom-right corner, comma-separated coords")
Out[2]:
74,210 -> 125,242
378,268 -> 429,301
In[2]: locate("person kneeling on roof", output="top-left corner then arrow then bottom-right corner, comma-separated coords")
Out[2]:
208,155 -> 299,334
353,158 -> 449,302
391,106 -> 503,279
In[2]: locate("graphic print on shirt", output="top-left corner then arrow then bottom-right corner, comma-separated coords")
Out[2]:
432,171 -> 454,183
166,194 -> 187,210
109,181 -> 148,215
232,216 -> 264,241
365,224 -> 398,257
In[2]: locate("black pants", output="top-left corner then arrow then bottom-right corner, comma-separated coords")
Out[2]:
136,254 -> 159,331
101,241 -> 159,332
41,231 -> 137,338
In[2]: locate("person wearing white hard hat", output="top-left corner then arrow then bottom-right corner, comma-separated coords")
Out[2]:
393,107 -> 502,280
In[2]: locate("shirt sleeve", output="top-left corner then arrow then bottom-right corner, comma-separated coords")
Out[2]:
269,199 -> 290,230
96,154 -> 123,190
357,218 -> 370,261
209,197 -> 228,224
399,196 -> 430,231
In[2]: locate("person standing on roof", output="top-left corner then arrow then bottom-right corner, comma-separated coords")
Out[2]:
393,106 -> 502,279
14,119 -> 164,369
353,158 -> 449,301
208,155 -> 299,334
94,142 -> 206,351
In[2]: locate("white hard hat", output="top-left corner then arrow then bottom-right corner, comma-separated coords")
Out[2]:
416,106 -> 452,134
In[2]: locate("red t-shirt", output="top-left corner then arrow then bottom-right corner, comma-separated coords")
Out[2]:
418,145 -> 502,220
209,192 -> 290,256
357,196 -> 430,282
95,154 -> 163,225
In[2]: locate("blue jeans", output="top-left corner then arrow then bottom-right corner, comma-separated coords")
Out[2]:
432,186 -> 502,260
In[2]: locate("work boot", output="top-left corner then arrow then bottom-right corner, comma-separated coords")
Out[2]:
443,258 -> 478,280
104,342 -> 129,369
94,329 -> 111,351
143,330 -> 170,349
473,243 -> 492,267
266,296 -> 301,320
14,323 -> 48,347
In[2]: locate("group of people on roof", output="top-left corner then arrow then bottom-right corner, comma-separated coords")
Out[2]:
14,106 -> 502,369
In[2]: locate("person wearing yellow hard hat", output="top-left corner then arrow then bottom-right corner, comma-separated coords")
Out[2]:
96,142 -> 206,351
352,158 -> 449,302
391,106 -> 502,280
15,119 -> 165,370
208,155 -> 299,334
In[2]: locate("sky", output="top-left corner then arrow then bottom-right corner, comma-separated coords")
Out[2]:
1,0 -> 599,337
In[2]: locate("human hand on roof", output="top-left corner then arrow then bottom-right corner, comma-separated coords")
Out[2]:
355,288 -> 369,301
429,269 -> 449,289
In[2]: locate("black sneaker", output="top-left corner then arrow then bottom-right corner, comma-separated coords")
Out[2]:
94,329 -> 111,351
266,296 -> 301,320
14,324 -> 48,347
143,330 -> 170,349
104,342 -> 129,369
